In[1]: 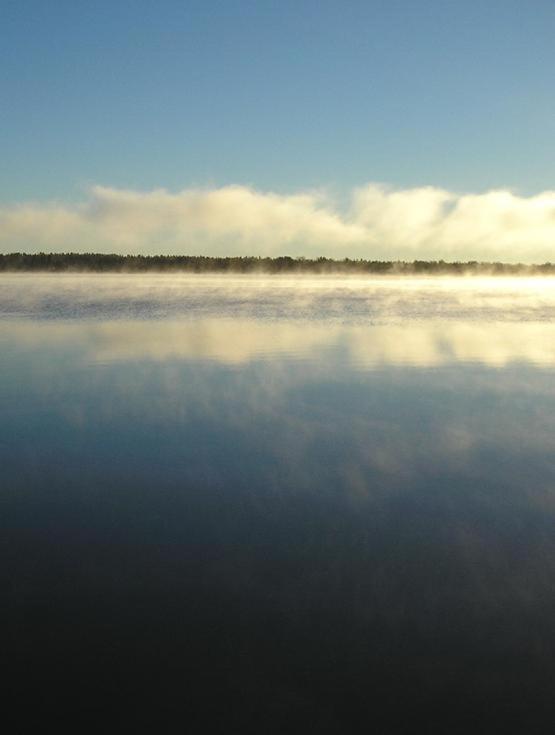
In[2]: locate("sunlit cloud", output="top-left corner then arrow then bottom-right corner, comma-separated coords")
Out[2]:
2,183 -> 555,261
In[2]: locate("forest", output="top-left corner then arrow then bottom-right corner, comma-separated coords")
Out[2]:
1,252 -> 554,275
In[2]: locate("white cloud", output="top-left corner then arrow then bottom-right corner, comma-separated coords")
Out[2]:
1,183 -> 555,261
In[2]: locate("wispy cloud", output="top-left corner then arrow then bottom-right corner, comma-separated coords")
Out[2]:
2,183 -> 555,261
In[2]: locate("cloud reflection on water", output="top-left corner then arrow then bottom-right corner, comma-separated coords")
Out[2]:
4,278 -> 555,728
3,318 -> 555,368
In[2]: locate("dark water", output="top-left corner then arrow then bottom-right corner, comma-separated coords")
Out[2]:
3,274 -> 555,731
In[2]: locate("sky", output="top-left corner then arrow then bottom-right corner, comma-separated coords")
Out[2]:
2,0 -> 555,261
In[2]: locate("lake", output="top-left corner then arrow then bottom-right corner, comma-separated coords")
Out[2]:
3,273 -> 555,731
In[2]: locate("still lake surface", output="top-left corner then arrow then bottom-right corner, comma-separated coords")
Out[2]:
3,273 -> 555,730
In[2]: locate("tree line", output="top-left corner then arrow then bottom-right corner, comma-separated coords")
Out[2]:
1,252 -> 554,275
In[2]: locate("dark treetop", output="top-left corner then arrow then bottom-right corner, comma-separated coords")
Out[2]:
1,252 -> 554,274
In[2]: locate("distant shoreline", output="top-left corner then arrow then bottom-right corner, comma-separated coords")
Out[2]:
1,253 -> 554,275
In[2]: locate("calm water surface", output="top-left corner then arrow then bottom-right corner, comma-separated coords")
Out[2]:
3,274 -> 555,731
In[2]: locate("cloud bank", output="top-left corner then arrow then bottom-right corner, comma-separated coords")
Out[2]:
2,183 -> 555,262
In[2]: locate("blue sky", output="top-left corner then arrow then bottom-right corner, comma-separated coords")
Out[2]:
3,0 -> 554,201
2,1 -> 555,260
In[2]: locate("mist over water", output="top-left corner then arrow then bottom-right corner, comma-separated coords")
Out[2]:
3,274 -> 555,731
4,272 -> 555,322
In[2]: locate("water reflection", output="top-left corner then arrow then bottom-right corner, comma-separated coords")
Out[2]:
3,318 -> 555,367
3,276 -> 555,730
